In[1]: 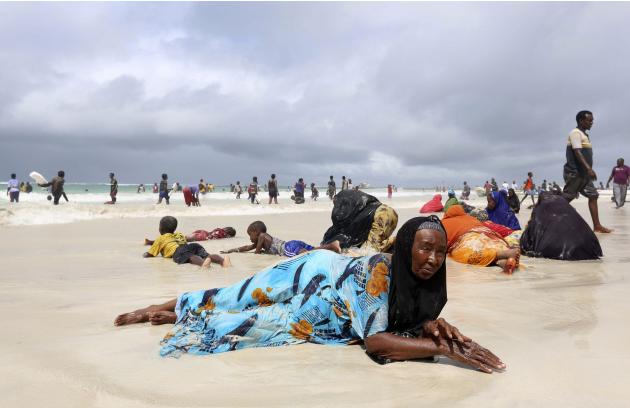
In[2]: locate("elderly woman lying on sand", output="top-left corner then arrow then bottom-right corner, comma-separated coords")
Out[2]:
115,216 -> 505,373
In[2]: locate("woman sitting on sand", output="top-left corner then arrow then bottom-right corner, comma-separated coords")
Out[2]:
420,194 -> 444,213
115,217 -> 505,373
321,190 -> 398,252
520,192 -> 602,260
486,191 -> 521,230
442,205 -> 520,274
443,190 -> 460,212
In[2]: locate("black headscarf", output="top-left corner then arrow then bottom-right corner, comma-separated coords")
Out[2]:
387,216 -> 447,335
520,192 -> 602,260
321,190 -> 382,248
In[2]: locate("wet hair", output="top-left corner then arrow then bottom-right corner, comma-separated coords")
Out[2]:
576,110 -> 592,124
162,173 -> 168,180
58,170 -> 65,177
159,216 -> 177,233
223,227 -> 236,237
11,173 -> 16,179
247,220 -> 267,233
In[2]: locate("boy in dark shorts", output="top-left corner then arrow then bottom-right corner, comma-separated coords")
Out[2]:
157,173 -> 170,205
562,110 -> 611,233
311,183 -> 319,200
143,216 -> 231,268
221,221 -> 340,257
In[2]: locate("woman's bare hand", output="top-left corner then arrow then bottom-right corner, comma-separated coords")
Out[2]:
436,336 -> 506,373
423,318 -> 471,343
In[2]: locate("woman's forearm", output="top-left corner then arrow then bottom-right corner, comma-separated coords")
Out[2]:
364,332 -> 440,361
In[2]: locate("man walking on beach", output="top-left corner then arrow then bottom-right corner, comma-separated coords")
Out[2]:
341,176 -> 349,191
562,110 -> 611,233
606,158 -> 630,208
520,172 -> 536,207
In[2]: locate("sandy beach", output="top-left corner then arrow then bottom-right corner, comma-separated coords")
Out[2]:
1,195 -> 628,407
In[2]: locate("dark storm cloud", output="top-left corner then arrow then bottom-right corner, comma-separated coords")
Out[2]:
1,2 -> 629,186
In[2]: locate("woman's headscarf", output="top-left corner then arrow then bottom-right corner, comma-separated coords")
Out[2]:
487,191 -> 521,230
321,190 -> 382,248
520,192 -> 602,260
441,204 -> 484,247
420,194 -> 444,213
387,216 -> 447,335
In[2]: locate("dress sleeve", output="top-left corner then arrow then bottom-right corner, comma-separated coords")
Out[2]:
348,255 -> 391,339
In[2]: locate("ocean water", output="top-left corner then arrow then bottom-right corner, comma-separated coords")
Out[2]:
0,184 -> 449,226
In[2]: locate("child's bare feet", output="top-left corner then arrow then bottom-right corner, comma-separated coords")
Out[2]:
144,238 -> 152,246
202,257 -> 213,268
114,311 -> 149,326
221,256 -> 232,267
148,311 -> 177,325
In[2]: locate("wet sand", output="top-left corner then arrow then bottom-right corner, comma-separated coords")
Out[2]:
1,197 -> 628,407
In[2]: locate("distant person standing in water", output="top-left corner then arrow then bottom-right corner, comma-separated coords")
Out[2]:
341,176 -> 349,191
248,176 -> 259,204
267,174 -> 279,204
39,170 -> 66,205
152,183 -> 158,193
106,172 -> 118,204
387,184 -> 393,199
461,181 -> 470,200
7,173 -> 19,203
235,181 -> 243,199
606,158 -> 630,209
327,175 -> 336,200
562,110 -> 611,233
157,173 -> 170,205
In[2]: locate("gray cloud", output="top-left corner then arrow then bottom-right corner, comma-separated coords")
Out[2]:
1,2 -> 630,187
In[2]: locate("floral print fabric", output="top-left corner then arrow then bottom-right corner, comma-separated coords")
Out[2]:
160,250 -> 391,357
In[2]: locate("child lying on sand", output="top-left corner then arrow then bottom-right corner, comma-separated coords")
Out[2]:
221,220 -> 340,257
144,216 -> 231,268
145,226 -> 236,244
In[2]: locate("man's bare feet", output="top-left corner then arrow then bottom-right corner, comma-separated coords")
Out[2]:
221,256 -> 232,267
202,257 -> 213,268
594,226 -> 613,233
114,311 -> 150,326
148,311 -> 177,325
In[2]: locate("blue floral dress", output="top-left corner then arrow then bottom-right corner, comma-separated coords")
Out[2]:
160,250 -> 391,357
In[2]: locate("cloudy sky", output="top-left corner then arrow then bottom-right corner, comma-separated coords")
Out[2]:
1,2 -> 629,187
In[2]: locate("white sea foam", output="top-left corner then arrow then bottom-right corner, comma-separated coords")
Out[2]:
0,189 -> 451,226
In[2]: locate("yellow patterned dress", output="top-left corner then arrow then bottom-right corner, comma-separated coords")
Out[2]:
449,226 -> 510,266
